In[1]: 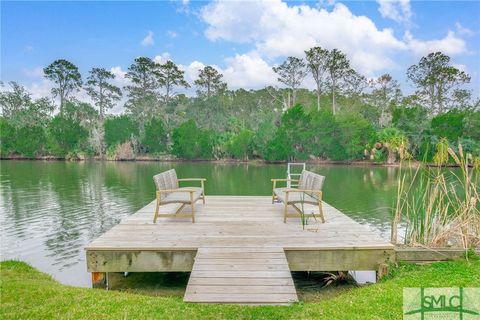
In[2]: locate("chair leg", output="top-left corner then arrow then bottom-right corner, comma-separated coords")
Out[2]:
190,192 -> 195,223
153,196 -> 160,223
283,203 -> 288,223
318,201 -> 325,223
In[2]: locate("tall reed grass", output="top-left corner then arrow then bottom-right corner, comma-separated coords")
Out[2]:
391,144 -> 480,249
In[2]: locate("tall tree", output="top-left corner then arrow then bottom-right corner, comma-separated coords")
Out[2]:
305,47 -> 329,111
124,57 -> 161,138
194,66 -> 226,98
369,74 -> 401,127
0,81 -> 54,127
407,52 -> 470,113
326,49 -> 350,114
272,57 -> 307,108
157,60 -> 189,104
0,81 -> 31,119
124,57 -> 160,100
85,68 -> 122,121
43,59 -> 82,115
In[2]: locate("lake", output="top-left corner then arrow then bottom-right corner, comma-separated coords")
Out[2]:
1,160 -> 402,287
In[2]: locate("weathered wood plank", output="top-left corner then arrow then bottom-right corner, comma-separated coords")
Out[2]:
285,249 -> 395,271
86,250 -> 196,272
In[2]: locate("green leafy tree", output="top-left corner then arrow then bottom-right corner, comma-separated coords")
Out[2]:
0,82 -> 55,127
266,104 -> 311,161
463,111 -> 480,141
431,109 -> 465,142
273,57 -> 307,108
43,59 -> 82,115
194,66 -> 226,98
309,109 -> 344,160
47,116 -> 88,156
0,118 -> 16,156
124,57 -> 161,137
104,115 -> 138,148
85,68 -> 122,121
326,49 -> 350,114
172,120 -> 213,159
305,47 -> 329,111
369,74 -> 401,127
228,129 -> 254,161
157,60 -> 189,104
0,82 -> 31,119
141,117 -> 168,153
336,112 -> 374,160
407,52 -> 470,113
392,105 -> 429,158
14,125 -> 46,157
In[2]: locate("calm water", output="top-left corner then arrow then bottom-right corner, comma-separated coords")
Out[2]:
1,160 -> 401,287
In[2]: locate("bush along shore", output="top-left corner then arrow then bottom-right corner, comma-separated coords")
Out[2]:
1,257 -> 480,320
1,50 -> 479,165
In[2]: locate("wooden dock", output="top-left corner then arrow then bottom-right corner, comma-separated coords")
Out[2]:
86,196 -> 394,304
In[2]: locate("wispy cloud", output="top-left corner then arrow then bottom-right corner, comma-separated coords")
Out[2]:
141,30 -> 154,46
167,30 -> 178,38
455,22 -> 475,37
377,0 -> 412,26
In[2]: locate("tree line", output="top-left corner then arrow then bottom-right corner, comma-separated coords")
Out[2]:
0,48 -> 478,164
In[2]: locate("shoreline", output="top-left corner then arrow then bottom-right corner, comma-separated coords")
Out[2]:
0,155 -> 465,168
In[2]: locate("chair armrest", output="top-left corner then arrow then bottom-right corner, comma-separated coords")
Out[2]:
177,178 -> 207,182
157,189 -> 196,193
270,179 -> 298,182
284,188 -> 322,195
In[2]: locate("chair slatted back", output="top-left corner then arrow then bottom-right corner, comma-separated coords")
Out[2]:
153,169 -> 179,200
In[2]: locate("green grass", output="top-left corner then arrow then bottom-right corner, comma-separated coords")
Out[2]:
1,258 -> 479,319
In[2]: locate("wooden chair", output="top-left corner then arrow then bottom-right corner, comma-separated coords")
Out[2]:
271,170 -> 326,223
153,169 -> 206,223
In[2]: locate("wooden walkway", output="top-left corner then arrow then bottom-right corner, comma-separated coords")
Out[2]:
85,196 -> 394,304
185,247 -> 297,304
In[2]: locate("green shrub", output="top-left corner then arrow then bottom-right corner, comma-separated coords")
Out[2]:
0,118 -> 15,156
172,120 -> 213,159
141,117 -> 167,153
336,112 -> 374,160
265,104 -> 311,161
228,129 -> 254,160
104,115 -> 138,148
47,116 -> 88,157
431,109 -> 465,142
14,125 -> 46,157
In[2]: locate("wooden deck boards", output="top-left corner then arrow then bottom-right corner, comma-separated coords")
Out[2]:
86,196 -> 392,251
85,196 -> 394,303
184,247 -> 298,304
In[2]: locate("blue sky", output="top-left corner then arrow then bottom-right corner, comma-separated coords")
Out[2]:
1,0 -> 479,105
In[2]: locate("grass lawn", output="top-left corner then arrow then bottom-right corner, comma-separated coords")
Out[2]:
1,257 -> 479,319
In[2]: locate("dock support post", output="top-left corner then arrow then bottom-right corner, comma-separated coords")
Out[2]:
92,272 -> 107,289
377,263 -> 389,280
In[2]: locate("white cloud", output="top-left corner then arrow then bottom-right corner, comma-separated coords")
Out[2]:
222,52 -> 277,88
455,22 -> 475,37
404,30 -> 468,57
141,30 -> 154,46
201,1 -> 406,75
22,66 -> 44,78
377,0 -> 412,25
179,60 -> 206,84
167,30 -> 178,38
153,52 -> 171,64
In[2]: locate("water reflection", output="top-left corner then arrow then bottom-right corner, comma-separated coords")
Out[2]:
2,161 -> 410,287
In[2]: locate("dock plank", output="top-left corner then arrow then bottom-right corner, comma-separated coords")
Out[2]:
184,247 -> 298,304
